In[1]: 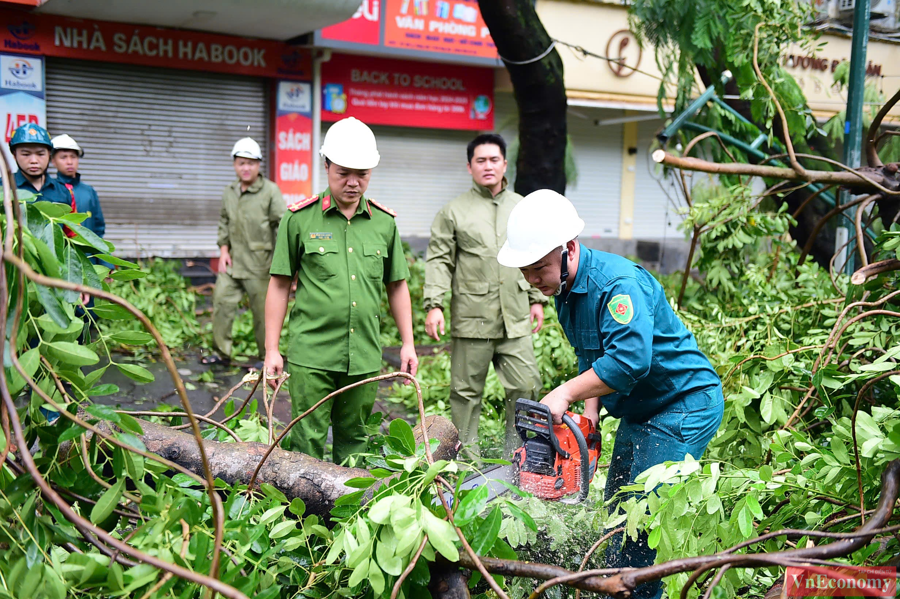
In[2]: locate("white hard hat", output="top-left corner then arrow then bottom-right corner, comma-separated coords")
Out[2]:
51,134 -> 83,157
498,190 -> 585,268
320,117 -> 380,169
232,137 -> 262,160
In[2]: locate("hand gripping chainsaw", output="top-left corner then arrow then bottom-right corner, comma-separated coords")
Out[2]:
512,398 -> 602,503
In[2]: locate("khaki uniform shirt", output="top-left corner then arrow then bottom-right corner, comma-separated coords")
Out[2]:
424,180 -> 546,340
217,177 -> 286,279
269,190 -> 409,375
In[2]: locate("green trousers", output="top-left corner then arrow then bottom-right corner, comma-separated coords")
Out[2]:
449,336 -> 541,459
286,362 -> 378,465
212,272 -> 268,360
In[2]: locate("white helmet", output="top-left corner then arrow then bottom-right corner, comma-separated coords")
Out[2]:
51,134 -> 83,157
320,117 -> 380,169
498,189 -> 585,268
232,137 -> 262,160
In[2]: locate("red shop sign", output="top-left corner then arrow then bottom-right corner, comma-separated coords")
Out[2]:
321,53 -> 494,130
0,7 -> 311,78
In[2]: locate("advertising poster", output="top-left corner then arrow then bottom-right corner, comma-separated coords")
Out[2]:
274,81 -> 314,204
321,53 -> 494,130
320,0 -> 381,46
383,0 -> 497,59
1,53 -> 45,174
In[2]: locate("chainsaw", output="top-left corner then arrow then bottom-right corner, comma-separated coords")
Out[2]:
511,398 -> 602,503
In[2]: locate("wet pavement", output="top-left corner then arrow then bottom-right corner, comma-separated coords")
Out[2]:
91,352 -> 416,428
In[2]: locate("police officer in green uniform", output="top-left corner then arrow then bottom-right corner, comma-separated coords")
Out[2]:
264,117 -> 418,464
207,137 -> 286,365
7,123 -> 69,204
424,133 -> 546,458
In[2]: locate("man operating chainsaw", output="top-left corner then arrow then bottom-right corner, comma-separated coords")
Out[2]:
498,189 -> 723,599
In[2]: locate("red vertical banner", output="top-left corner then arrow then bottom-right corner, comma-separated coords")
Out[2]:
274,80 -> 314,204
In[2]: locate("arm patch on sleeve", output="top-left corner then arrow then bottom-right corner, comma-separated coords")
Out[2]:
607,294 -> 634,324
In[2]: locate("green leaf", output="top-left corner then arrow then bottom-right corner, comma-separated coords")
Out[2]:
421,508 -> 459,561
34,284 -> 70,328
259,505 -> 286,526
368,496 -> 397,525
88,384 -> 119,397
376,541 -> 403,576
6,347 -> 40,396
91,254 -> 140,269
759,465 -> 773,482
746,493 -> 764,519
270,521 -> 296,539
110,269 -> 149,281
66,222 -> 112,253
454,484 -> 489,527
84,404 -> 121,423
45,341 -> 99,366
107,331 -> 154,346
62,245 -> 82,303
90,303 -> 132,320
504,500 -> 537,532
116,363 -> 154,384
33,201 -> 73,218
117,413 -> 143,435
76,251 -> 103,289
737,505 -> 754,538
389,418 -> 416,455
343,476 -> 376,489
368,561 -> 385,595
647,525 -> 662,549
91,479 -> 124,524
57,424 -> 87,443
422,459 -> 449,486
470,506 -> 501,555
289,498 -> 306,517
348,558 -> 370,588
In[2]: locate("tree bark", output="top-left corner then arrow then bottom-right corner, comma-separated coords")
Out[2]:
479,0 -> 568,195
92,415 -> 459,519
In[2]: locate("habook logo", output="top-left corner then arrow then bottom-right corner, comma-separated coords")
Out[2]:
8,21 -> 35,41
7,59 -> 33,80
785,565 -> 897,597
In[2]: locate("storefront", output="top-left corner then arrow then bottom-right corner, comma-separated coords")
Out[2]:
1,6 -> 313,258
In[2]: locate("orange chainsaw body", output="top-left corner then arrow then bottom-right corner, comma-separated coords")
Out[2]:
513,399 -> 602,502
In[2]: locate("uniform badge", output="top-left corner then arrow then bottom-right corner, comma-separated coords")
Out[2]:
309,232 -> 333,240
607,294 -> 634,324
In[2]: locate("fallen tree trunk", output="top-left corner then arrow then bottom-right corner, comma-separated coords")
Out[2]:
94,415 -> 459,518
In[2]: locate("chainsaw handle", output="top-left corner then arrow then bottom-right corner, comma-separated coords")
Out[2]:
561,414 -> 591,503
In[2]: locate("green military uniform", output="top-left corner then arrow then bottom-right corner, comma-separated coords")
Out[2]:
270,189 -> 409,464
424,180 -> 546,458
214,176 -> 285,359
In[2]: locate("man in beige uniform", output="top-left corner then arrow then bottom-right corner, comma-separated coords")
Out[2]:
424,133 -> 546,458
209,137 -> 286,364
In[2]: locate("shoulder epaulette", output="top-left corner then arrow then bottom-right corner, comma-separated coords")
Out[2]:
288,195 -> 319,212
368,198 -> 396,217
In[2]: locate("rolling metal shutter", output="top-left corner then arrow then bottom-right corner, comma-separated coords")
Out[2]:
45,58 -> 269,258
566,108 -> 623,239
632,119 -> 685,240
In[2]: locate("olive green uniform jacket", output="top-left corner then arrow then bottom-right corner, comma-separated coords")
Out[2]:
423,181 -> 546,339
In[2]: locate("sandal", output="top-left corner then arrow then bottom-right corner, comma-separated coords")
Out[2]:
200,354 -> 230,366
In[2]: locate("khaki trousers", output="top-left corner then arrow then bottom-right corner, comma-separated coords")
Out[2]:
212,272 -> 268,359
449,336 -> 541,459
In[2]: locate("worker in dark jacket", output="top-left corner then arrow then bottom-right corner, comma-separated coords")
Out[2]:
8,124 -> 68,204
52,134 -> 105,238
499,190 -> 724,599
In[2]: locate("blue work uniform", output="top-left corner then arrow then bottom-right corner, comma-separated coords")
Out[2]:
556,244 -> 723,599
56,172 -> 105,237
13,171 -> 70,204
